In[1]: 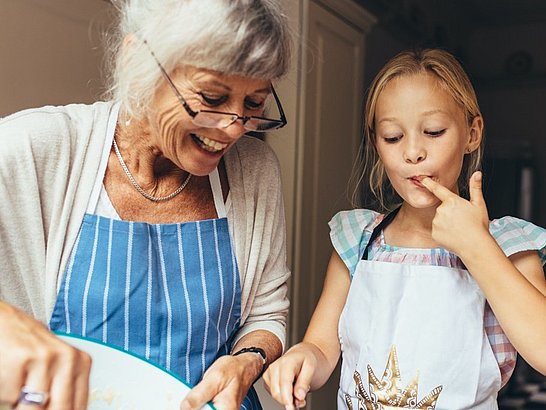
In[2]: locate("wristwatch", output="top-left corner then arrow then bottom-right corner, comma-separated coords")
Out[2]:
232,346 -> 267,364
232,347 -> 267,379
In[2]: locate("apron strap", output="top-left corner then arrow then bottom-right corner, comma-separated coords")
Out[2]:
361,206 -> 401,260
209,168 -> 227,219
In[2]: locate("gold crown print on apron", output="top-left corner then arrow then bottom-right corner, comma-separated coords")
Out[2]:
344,345 -> 443,410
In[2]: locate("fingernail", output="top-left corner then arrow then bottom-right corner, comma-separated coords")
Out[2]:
285,405 -> 295,410
296,388 -> 307,399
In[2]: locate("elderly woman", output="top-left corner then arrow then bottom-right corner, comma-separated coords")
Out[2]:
0,0 -> 291,409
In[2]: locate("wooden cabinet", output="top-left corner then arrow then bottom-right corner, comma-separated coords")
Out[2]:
264,1 -> 376,408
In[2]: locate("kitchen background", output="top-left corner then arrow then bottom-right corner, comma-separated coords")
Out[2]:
1,0 -> 545,409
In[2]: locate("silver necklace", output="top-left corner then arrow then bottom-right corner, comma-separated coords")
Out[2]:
112,138 -> 192,202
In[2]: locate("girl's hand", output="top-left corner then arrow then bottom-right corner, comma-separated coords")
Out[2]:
263,343 -> 316,410
0,302 -> 92,410
421,171 -> 491,256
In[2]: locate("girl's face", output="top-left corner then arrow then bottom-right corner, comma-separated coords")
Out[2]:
147,66 -> 272,176
374,73 -> 482,209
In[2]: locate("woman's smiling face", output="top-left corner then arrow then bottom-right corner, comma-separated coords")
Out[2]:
147,66 -> 272,176
374,72 -> 482,209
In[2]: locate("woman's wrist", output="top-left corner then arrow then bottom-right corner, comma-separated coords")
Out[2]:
232,347 -> 267,383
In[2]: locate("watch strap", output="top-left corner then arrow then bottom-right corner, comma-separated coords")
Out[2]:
232,346 -> 267,364
232,347 -> 267,381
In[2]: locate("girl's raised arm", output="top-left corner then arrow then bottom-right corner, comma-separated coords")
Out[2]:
422,172 -> 546,374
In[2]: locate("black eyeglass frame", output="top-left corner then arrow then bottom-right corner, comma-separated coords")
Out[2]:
144,40 -> 287,132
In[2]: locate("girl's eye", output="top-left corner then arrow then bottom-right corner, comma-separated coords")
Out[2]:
244,97 -> 266,110
198,93 -> 228,107
383,135 -> 402,143
425,129 -> 446,137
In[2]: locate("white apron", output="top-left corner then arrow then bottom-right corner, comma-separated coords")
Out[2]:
337,209 -> 501,410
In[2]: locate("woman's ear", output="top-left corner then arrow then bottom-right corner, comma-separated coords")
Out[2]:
466,115 -> 483,153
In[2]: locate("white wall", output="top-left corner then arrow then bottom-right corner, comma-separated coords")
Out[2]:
0,0 -> 111,116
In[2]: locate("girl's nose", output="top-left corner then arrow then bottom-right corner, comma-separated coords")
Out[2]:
403,139 -> 427,164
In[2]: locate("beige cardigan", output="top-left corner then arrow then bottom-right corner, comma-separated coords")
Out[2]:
0,101 -> 290,347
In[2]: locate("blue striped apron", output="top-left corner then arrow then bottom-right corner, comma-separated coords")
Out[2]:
49,168 -> 262,410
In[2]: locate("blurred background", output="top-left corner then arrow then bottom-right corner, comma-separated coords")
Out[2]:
1,0 -> 545,409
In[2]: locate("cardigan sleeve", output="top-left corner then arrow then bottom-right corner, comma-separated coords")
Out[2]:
0,102 -> 114,323
226,137 -> 291,349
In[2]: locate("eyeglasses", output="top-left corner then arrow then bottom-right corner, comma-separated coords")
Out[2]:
144,41 -> 287,132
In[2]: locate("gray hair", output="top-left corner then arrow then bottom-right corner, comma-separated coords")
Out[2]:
104,0 -> 292,118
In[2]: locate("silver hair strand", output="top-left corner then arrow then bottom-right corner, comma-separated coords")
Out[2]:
103,0 -> 292,118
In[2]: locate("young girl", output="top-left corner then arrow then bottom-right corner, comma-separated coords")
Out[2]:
263,49 -> 546,409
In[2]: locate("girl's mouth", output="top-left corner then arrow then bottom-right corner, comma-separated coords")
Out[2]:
408,175 -> 432,187
191,134 -> 228,153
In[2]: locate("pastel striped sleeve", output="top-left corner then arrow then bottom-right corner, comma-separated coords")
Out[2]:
328,209 -> 379,276
489,216 -> 546,265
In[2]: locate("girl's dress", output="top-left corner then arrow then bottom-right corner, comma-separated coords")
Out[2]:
330,209 -> 546,410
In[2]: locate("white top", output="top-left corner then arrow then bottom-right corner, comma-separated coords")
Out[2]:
94,169 -> 229,220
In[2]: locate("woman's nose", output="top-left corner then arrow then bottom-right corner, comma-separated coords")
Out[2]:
220,116 -> 247,140
223,102 -> 251,138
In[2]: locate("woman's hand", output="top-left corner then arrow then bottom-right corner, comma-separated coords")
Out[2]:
263,343 -> 318,410
180,330 -> 282,410
421,171 -> 492,256
179,352 -> 262,410
0,301 -> 92,410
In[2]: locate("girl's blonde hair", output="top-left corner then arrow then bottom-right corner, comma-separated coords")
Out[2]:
352,48 -> 484,211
